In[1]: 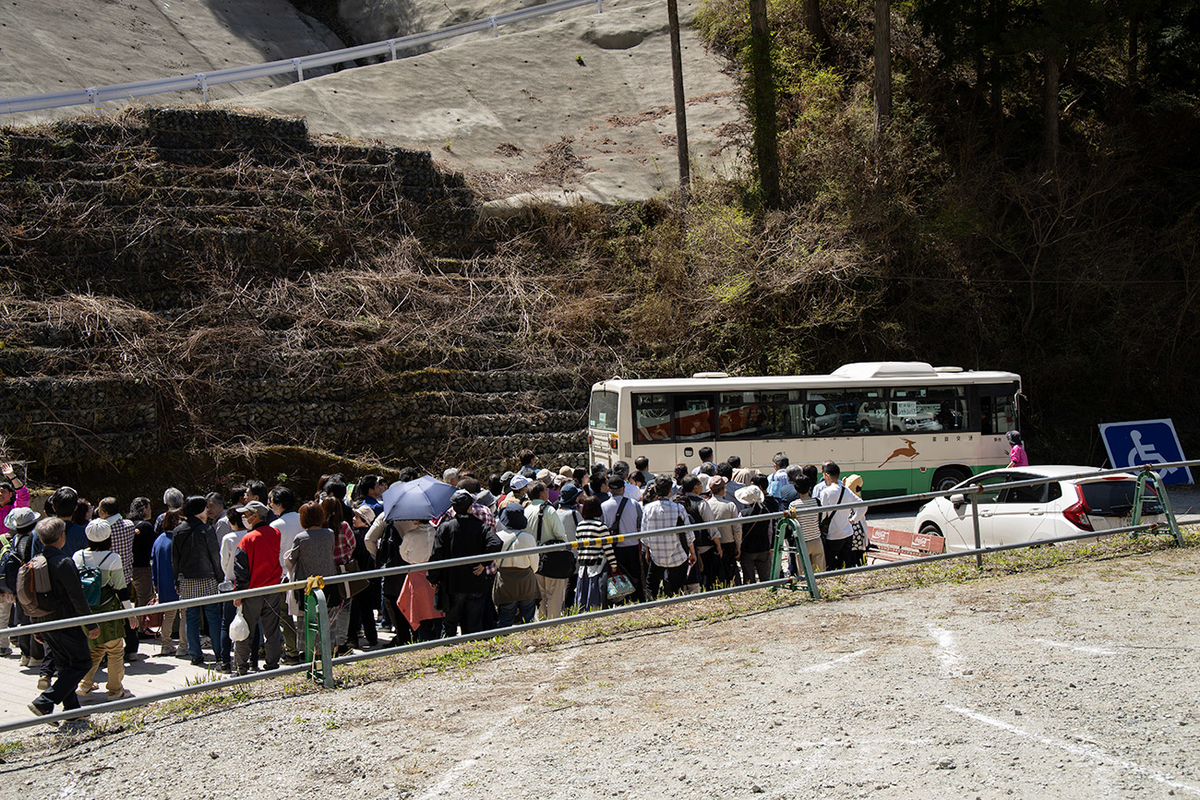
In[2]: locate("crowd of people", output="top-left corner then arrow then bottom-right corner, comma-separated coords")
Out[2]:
0,447 -> 867,724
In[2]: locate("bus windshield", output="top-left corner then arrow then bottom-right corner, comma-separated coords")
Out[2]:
589,390 -> 619,432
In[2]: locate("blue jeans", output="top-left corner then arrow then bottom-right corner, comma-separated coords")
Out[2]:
187,603 -> 223,663
497,599 -> 537,628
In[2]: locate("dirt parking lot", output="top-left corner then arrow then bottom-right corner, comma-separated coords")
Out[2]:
4,540 -> 1199,799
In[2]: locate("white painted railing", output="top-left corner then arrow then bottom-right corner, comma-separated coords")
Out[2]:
0,0 -> 605,115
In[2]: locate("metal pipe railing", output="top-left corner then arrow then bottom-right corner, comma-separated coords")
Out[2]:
0,0 -> 611,114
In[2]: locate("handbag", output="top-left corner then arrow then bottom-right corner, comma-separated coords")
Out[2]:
340,560 -> 370,598
850,519 -> 867,552
606,565 -> 635,602
534,504 -> 575,580
492,532 -> 540,604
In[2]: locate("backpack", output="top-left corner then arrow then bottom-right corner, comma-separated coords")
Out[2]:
682,495 -> 714,548
16,555 -> 55,618
77,551 -> 119,608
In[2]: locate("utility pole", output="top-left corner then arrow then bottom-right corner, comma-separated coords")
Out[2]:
666,0 -> 691,200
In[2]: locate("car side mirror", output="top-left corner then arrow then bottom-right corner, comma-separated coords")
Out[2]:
950,493 -> 966,507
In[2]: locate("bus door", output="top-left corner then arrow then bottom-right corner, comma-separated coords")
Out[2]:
673,392 -> 717,468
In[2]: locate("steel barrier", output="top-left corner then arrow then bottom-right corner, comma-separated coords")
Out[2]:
0,0 -> 611,115
0,459 -> 1194,734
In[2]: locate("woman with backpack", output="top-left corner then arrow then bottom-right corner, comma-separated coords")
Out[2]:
74,518 -> 134,700
2,507 -> 43,666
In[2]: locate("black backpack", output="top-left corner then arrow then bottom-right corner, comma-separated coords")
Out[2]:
682,495 -> 714,548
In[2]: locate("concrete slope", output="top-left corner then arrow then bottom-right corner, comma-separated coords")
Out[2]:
229,0 -> 744,206
0,0 -> 344,124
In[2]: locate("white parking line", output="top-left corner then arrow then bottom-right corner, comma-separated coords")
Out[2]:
1034,638 -> 1117,656
799,649 -> 871,673
927,623 -> 963,676
416,649 -> 580,798
947,705 -> 1200,796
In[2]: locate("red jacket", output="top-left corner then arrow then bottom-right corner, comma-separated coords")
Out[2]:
233,524 -> 282,590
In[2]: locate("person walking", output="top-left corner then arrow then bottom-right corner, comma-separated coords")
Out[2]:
26,518 -> 99,727
73,519 -> 133,700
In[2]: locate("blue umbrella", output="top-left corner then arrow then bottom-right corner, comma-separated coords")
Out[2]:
382,475 -> 457,522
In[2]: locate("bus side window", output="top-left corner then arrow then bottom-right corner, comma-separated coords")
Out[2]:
634,394 -> 673,443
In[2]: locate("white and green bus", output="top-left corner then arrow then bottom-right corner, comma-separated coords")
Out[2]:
586,362 -> 1022,497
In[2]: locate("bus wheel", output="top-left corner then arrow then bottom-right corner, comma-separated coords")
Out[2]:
931,466 -> 969,493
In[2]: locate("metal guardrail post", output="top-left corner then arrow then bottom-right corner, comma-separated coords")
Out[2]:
292,58 -> 304,81
489,15 -> 499,36
196,73 -> 210,103
303,581 -> 334,689
971,490 -> 983,570
1132,467 -> 1185,547
388,39 -> 398,60
770,518 -> 818,599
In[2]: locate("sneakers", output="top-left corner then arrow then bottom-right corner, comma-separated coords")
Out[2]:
27,702 -> 56,726
215,662 -> 231,674
159,645 -> 176,657
190,657 -> 206,667
19,655 -> 30,667
77,682 -> 96,696
37,676 -> 51,691
0,646 -> 12,656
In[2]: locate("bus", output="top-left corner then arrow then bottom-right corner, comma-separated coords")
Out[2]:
586,362 -> 1022,497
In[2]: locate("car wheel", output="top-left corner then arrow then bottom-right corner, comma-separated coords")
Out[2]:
919,523 -> 942,537
931,466 -> 970,493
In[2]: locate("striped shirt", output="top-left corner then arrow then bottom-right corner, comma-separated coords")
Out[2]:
575,518 -> 617,569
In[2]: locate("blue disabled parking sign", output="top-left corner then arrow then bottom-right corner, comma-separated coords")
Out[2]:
1099,419 -> 1193,485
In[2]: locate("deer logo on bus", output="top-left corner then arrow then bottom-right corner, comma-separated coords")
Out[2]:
879,438 -> 919,468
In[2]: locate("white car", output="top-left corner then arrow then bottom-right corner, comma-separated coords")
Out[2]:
914,465 -> 1166,551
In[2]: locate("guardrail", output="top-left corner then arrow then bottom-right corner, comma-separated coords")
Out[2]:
0,0 -> 608,115
0,459 -> 1193,734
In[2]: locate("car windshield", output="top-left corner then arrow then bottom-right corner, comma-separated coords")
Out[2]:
1080,480 -> 1161,516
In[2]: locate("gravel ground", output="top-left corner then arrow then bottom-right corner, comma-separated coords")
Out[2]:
4,539 -> 1199,799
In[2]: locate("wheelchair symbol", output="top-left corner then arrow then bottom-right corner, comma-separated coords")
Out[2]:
1127,430 -> 1178,476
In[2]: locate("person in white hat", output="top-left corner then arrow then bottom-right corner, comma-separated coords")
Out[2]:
73,518 -> 133,700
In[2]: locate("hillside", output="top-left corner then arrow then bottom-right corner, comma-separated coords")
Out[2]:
0,0 -> 344,119
232,0 -> 741,206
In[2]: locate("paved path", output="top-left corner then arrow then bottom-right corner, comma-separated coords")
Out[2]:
0,640 -> 213,722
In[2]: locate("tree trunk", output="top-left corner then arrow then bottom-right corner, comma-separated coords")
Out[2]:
1127,9 -> 1139,89
1041,50 -> 1060,168
990,0 -> 1007,131
873,0 -> 891,136
666,0 -> 691,199
803,0 -> 832,55
748,0 -> 780,209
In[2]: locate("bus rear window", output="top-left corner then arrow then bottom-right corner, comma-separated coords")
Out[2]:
589,390 -> 619,432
